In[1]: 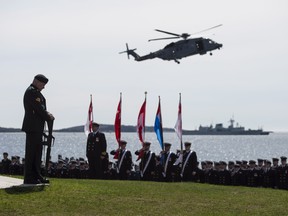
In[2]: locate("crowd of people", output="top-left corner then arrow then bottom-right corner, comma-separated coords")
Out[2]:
1,145 -> 288,190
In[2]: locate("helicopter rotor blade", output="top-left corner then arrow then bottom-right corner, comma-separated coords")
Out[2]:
190,24 -> 223,36
154,29 -> 190,40
155,29 -> 180,37
126,43 -> 129,59
148,36 -> 180,42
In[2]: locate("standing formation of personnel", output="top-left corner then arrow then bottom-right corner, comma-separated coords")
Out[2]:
198,156 -> 288,189
2,127 -> 288,191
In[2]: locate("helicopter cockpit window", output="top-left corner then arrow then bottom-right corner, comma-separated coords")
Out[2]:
164,42 -> 175,49
196,40 -> 204,51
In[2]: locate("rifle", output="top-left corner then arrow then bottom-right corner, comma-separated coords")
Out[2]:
43,119 -> 55,178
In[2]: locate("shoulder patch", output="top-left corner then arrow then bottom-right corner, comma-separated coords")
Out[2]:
35,98 -> 41,102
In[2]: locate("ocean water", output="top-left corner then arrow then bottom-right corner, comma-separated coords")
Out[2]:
0,132 -> 288,164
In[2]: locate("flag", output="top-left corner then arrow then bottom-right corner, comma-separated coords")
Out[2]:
174,93 -> 182,148
114,93 -> 122,145
113,93 -> 122,159
137,94 -> 146,143
154,96 -> 164,150
173,93 -> 183,165
136,93 -> 147,161
84,95 -> 93,136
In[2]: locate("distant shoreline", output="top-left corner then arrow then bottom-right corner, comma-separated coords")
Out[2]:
1,126 -> 284,134
0,125 -> 175,133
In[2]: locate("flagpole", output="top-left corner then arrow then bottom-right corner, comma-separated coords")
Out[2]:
159,96 -> 164,150
144,91 -> 147,143
179,93 -> 183,151
119,92 -> 122,145
90,94 -> 94,122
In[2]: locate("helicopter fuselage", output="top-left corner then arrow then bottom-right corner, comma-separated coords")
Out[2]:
131,37 -> 222,63
157,38 -> 220,59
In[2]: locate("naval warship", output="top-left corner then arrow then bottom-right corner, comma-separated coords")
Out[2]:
182,118 -> 271,135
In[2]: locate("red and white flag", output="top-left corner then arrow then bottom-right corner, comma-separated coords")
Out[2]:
113,93 -> 122,160
174,93 -> 183,165
137,94 -> 147,143
84,95 -> 93,136
174,93 -> 182,145
114,93 -> 122,146
136,93 -> 147,161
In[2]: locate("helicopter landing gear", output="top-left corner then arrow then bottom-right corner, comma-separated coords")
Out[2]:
174,59 -> 180,64
210,52 -> 213,56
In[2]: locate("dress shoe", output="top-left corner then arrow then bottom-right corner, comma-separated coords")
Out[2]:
24,179 -> 41,184
39,178 -> 50,184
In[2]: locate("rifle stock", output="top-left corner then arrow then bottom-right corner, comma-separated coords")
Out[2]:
44,119 -> 55,177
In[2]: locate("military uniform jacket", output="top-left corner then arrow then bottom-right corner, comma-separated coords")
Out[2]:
22,84 -> 50,133
86,131 -> 107,158
277,164 -> 288,189
140,151 -> 156,176
117,149 -> 132,173
162,151 -> 176,175
182,150 -> 197,174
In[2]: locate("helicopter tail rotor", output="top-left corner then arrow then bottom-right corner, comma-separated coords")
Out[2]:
119,43 -> 139,60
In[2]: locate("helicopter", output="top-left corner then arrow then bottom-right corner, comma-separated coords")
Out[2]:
120,24 -> 223,64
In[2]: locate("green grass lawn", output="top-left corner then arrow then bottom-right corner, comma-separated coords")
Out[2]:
1,178 -> 288,216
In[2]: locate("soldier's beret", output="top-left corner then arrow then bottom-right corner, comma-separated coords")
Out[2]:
35,74 -> 49,84
249,160 -> 256,164
257,159 -> 263,163
3,152 -> 8,155
92,122 -> 99,127
242,160 -> 248,164
144,142 -> 151,146
280,156 -> 287,160
228,161 -> 235,165
272,158 -> 279,161
220,161 -> 227,165
184,142 -> 191,146
120,140 -> 127,145
164,142 -> 172,146
266,160 -> 272,164
236,160 -> 242,165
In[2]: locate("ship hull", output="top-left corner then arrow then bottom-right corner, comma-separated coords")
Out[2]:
182,130 -> 271,135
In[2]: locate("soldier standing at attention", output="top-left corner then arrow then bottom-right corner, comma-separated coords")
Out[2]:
110,140 -> 133,180
86,122 -> 107,179
277,156 -> 288,189
135,142 -> 156,181
22,74 -> 54,184
159,142 -> 176,182
1,152 -> 11,174
180,142 -> 198,182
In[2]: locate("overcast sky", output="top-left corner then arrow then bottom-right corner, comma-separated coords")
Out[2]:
1,0 -> 287,132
